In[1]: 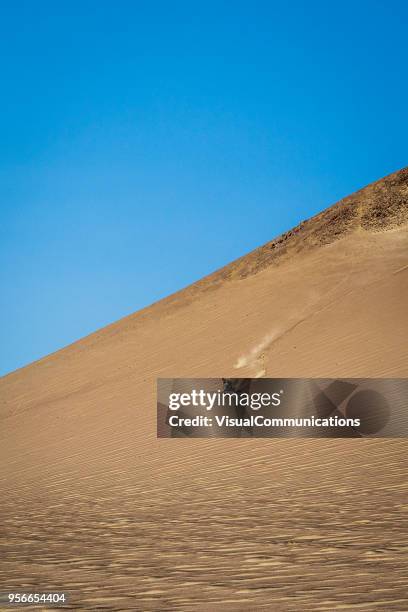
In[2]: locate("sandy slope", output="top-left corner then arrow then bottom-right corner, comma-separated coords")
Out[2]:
1,168 -> 408,610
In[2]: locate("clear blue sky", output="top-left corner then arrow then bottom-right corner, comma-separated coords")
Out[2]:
1,1 -> 407,376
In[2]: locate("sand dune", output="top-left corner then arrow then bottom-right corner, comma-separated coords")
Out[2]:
1,168 -> 408,610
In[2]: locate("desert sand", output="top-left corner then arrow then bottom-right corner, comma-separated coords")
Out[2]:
1,168 -> 407,610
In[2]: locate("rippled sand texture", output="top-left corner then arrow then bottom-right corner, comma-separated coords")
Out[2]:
1,168 -> 408,610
